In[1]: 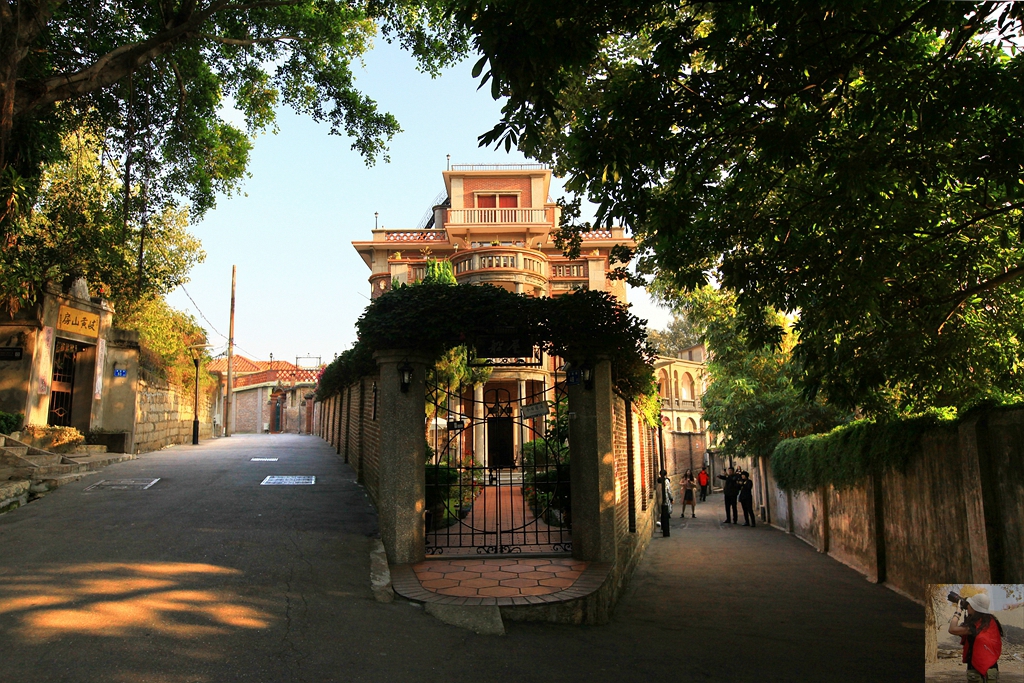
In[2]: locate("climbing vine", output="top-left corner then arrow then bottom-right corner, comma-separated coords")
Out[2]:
317,283 -> 655,400
770,408 -> 958,492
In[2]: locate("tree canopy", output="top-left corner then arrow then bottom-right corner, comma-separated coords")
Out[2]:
0,128 -> 204,315
647,310 -> 699,359
458,0 -> 1024,413
681,286 -> 843,463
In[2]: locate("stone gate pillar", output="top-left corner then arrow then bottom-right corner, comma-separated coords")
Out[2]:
567,358 -> 617,563
374,350 -> 431,565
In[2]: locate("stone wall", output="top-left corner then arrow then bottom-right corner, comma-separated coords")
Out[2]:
315,377 -> 382,506
766,405 -> 1024,602
134,380 -> 214,454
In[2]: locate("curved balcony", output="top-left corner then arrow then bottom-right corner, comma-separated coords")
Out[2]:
452,246 -> 548,278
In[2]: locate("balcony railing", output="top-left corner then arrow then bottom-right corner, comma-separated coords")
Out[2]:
385,230 -> 448,242
447,208 -> 549,224
660,397 -> 702,410
450,163 -> 548,171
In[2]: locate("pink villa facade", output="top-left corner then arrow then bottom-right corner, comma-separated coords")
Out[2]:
351,163 -> 637,467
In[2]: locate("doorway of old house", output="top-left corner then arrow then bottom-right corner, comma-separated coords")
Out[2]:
47,339 -> 96,431
425,370 -> 571,555
270,391 -> 287,433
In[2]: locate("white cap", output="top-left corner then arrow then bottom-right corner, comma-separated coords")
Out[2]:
967,593 -> 992,615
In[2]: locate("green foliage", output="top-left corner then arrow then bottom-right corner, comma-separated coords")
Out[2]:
682,286 -> 845,461
0,411 -> 23,434
117,296 -> 214,391
648,311 -> 700,358
421,258 -> 457,285
458,0 -> 1024,413
314,342 -> 376,400
771,409 -> 958,492
1,130 -> 204,316
353,283 -> 655,398
1,0 -> 470,231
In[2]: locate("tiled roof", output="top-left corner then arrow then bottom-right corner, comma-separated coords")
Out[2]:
234,367 -> 319,388
208,356 -> 299,374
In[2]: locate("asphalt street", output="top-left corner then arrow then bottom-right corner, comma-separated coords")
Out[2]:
0,434 -> 923,682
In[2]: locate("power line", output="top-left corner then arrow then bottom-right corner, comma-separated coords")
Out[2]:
180,284 -> 227,340
179,284 -> 264,361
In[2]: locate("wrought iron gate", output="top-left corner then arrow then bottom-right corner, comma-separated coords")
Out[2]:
425,372 -> 571,555
48,340 -> 78,426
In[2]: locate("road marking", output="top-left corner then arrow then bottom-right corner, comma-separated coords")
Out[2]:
260,475 -> 315,485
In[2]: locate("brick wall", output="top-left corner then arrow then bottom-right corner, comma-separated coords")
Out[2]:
463,177 -> 532,208
315,376 -> 382,506
134,379 -> 213,453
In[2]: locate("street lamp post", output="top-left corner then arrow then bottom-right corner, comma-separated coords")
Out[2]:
187,344 -> 213,445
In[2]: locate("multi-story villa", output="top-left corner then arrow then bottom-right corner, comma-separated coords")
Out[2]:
352,163 -> 631,302
352,163 -> 637,466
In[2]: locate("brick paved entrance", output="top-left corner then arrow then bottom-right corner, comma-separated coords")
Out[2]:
391,557 -> 610,606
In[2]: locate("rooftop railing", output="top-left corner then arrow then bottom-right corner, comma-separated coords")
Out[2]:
447,208 -> 549,224
450,163 -> 548,171
385,230 -> 448,241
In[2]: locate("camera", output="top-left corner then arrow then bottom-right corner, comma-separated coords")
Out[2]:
947,591 -> 969,610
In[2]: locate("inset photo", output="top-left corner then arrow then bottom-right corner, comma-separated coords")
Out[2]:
927,584 -> 1024,682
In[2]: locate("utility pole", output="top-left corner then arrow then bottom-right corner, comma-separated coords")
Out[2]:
224,265 -> 236,437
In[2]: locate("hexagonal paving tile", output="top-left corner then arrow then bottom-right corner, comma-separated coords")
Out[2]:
478,586 -> 521,598
460,578 -> 500,589
499,578 -> 540,588
539,577 -> 575,588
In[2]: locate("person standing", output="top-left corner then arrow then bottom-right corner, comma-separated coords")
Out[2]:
949,593 -> 1003,682
680,470 -> 697,518
739,471 -> 756,526
717,466 -> 740,524
697,466 -> 710,502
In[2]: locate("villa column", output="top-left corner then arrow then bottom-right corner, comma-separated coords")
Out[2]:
374,349 -> 431,565
474,383 -> 485,466
567,359 -> 617,564
515,378 -> 526,458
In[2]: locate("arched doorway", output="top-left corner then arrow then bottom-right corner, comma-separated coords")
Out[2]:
270,390 -> 287,433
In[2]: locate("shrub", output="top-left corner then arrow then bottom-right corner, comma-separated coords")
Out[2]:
17,424 -> 85,453
770,408 -> 958,492
0,411 -> 23,434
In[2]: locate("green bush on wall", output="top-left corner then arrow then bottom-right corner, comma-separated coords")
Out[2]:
0,411 -> 23,434
770,408 -> 958,492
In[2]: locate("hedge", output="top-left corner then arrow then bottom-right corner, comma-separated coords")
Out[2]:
770,409 -> 958,492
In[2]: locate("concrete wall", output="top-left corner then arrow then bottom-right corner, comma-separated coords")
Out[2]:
134,380 -> 214,454
767,406 -> 1024,602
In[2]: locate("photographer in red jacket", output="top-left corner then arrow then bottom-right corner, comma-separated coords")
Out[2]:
948,592 -> 1004,682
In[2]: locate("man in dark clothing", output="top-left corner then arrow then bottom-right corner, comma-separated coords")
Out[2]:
697,467 -> 710,502
739,471 -> 756,526
717,467 -> 740,523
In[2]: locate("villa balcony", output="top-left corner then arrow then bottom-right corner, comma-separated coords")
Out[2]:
447,208 -> 551,225
661,397 -> 702,411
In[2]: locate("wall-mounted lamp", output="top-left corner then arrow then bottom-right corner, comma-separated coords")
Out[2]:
581,364 -> 593,390
399,362 -> 413,393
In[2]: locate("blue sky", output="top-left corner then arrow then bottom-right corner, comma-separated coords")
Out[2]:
165,39 -> 671,365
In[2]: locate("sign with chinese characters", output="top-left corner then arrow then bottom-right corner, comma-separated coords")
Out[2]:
520,401 -> 550,419
57,305 -> 100,338
114,368 -> 128,377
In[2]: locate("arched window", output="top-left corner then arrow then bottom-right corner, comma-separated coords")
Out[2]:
676,417 -> 682,431
673,371 -> 679,400
658,369 -> 669,397
683,372 -> 696,400
685,418 -> 698,432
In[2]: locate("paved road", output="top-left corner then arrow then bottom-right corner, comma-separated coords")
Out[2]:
0,434 -> 922,682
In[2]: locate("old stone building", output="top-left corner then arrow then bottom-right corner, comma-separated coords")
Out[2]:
208,357 -> 318,434
0,279 -> 140,440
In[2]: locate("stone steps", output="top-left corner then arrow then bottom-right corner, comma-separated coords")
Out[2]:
0,445 -> 29,458
72,444 -> 108,455
22,453 -> 64,466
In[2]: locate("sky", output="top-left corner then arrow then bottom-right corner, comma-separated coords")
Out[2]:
164,38 -> 672,367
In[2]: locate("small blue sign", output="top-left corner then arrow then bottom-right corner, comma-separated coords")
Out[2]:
566,369 -> 582,386
114,368 -> 128,377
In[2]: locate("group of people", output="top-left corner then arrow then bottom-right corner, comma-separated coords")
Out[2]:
718,466 -> 757,526
666,464 -> 758,527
